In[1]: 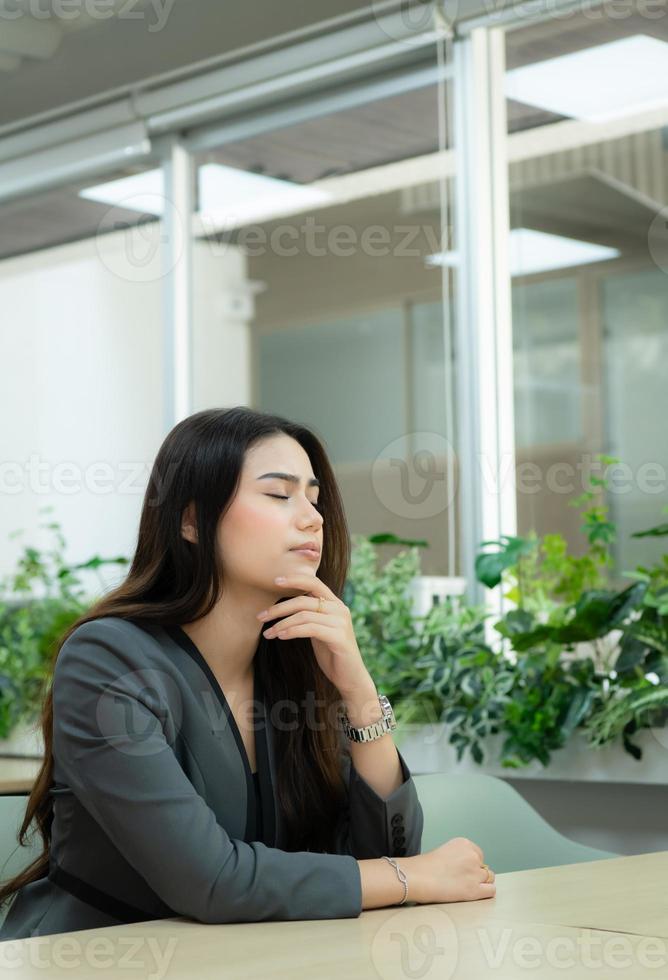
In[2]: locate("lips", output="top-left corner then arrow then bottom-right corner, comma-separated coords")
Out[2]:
289,543 -> 321,559
290,542 -> 321,555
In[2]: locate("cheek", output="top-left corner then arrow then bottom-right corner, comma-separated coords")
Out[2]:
220,499 -> 287,553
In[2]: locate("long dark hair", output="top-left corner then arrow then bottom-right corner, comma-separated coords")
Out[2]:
0,406 -> 354,911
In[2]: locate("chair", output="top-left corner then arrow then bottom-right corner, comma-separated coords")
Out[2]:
413,772 -> 617,872
0,795 -> 43,928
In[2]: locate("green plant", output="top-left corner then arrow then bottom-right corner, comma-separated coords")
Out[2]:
345,533 -> 432,727
346,534 -> 517,765
412,602 -> 514,765
475,453 -> 618,617
473,462 -> 668,764
584,508 -> 668,757
0,506 -> 129,739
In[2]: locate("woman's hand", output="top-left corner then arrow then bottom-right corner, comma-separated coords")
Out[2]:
404,837 -> 496,904
257,573 -> 372,697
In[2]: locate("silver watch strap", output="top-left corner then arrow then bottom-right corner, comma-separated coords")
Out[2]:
338,694 -> 397,743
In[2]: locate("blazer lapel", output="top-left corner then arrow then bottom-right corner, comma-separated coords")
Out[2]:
162,624 -> 278,847
253,665 -> 278,848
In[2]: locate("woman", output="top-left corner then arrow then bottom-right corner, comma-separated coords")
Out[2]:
0,406 -> 495,939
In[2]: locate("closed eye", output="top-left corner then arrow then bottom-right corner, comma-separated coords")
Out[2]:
265,494 -> 323,512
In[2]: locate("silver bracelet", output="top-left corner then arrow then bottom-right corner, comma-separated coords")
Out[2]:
382,855 -> 408,906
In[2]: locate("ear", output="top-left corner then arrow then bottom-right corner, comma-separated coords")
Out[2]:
181,501 -> 198,544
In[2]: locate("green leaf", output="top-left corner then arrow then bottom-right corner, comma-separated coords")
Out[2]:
631,523 -> 668,539
366,533 -> 428,548
444,708 -> 467,724
557,582 -> 645,643
615,636 -> 647,674
474,536 -> 536,589
496,615 -> 554,651
561,688 -> 595,739
622,736 -> 642,760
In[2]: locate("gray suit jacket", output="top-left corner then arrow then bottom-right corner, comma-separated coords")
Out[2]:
0,616 -> 423,939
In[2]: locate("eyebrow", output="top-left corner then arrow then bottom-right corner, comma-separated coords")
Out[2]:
256,472 -> 321,488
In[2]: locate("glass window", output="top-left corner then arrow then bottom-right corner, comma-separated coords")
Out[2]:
189,50 -> 460,575
505,15 -> 668,570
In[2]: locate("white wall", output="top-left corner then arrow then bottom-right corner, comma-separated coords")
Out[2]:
0,227 -> 253,592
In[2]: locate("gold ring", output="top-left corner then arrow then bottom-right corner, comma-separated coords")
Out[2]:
482,863 -> 492,883
317,596 -> 326,614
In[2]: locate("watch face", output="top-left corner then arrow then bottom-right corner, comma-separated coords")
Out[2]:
378,695 -> 393,718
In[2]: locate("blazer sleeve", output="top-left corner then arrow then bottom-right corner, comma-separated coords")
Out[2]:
333,742 -> 424,860
51,619 -> 363,925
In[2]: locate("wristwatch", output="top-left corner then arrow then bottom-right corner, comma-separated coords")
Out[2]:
338,694 -> 397,743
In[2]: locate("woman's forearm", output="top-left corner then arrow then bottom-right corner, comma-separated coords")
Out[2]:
341,680 -> 404,800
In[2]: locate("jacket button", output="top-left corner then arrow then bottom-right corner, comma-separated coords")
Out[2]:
393,835 -> 406,846
391,814 -> 403,827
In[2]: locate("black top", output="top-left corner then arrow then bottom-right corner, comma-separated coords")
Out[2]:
252,770 -> 262,840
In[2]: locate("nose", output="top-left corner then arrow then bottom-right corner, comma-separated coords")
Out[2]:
300,500 -> 323,530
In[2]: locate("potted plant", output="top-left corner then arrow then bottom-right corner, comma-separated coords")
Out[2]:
347,459 -> 668,779
473,456 -> 668,768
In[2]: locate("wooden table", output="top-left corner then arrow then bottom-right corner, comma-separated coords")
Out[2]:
486,850 -> 668,939
0,757 -> 41,794
0,852 -> 666,978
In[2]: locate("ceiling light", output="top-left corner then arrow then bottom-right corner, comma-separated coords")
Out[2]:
504,34 -> 668,122
197,163 -> 331,222
80,164 -> 332,222
426,228 -> 620,276
79,169 -> 163,215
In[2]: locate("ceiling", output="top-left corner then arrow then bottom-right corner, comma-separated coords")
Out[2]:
1,7 -> 667,261
7,0 -> 666,135
0,0 -> 383,130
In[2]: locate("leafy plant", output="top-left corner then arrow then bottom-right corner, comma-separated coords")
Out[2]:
345,533 -> 434,727
412,602 -> 514,765
350,499 -> 668,769
476,454 -> 618,616
473,461 -> 668,764
585,508 -> 668,756
0,506 -> 129,738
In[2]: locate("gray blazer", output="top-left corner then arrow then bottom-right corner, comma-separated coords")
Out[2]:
0,616 -> 423,939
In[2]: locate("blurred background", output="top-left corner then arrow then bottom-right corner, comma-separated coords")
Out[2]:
1,0 -> 668,861
2,0 -> 667,590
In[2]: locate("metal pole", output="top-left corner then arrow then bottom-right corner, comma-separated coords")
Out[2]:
161,137 -> 194,431
453,26 -> 517,616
